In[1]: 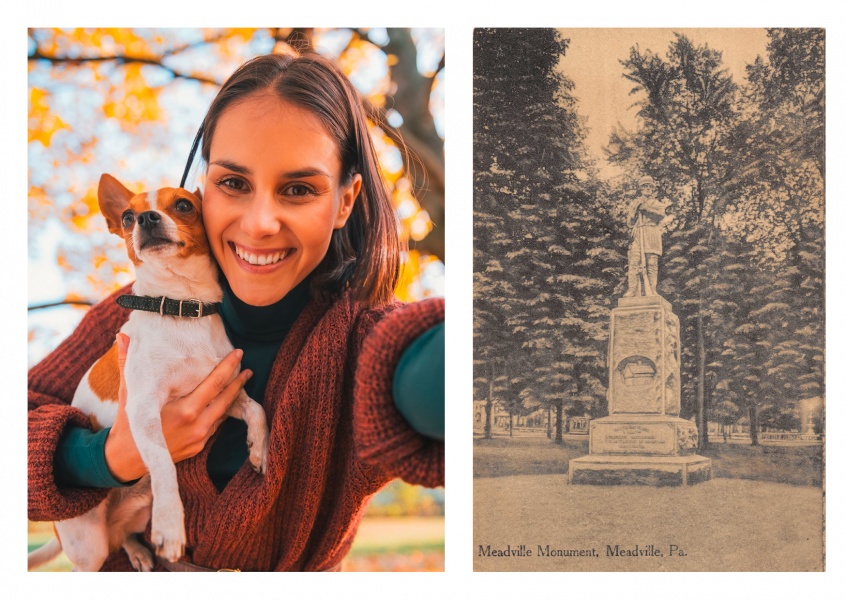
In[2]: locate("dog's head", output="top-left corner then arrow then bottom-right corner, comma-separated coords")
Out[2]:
98,174 -> 209,267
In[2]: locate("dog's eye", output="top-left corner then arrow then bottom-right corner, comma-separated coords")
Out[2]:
174,199 -> 193,213
121,211 -> 135,228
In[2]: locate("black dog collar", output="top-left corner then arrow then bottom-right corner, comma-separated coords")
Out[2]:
116,294 -> 220,318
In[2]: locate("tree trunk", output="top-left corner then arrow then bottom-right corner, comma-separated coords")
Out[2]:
696,177 -> 705,219
484,398 -> 492,439
554,398 -> 564,444
748,403 -> 759,446
547,405 -> 552,439
696,299 -> 709,450
484,363 -> 494,439
509,411 -> 513,437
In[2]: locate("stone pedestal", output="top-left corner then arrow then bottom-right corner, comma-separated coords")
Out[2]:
569,295 -> 713,486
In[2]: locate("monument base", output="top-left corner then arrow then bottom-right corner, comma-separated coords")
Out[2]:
568,414 -> 713,487
568,454 -> 713,486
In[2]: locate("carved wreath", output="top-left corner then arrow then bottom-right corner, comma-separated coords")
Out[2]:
676,422 -> 699,452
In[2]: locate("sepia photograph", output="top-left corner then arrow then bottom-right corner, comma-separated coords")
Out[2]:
473,28 -> 824,571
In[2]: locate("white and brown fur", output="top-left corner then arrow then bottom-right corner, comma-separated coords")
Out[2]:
29,174 -> 268,571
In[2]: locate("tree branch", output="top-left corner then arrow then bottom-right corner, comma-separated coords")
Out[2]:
29,299 -> 95,311
28,50 -> 221,86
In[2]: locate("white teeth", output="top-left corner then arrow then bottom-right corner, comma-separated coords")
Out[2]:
234,245 -> 288,266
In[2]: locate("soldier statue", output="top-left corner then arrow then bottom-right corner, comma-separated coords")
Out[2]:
623,176 -> 672,297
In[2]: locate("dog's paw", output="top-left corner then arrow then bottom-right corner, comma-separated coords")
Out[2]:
151,509 -> 186,562
125,542 -> 154,572
152,529 -> 185,562
247,427 -> 269,475
249,442 -> 268,475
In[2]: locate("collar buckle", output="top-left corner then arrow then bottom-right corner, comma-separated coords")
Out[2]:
180,298 -> 203,318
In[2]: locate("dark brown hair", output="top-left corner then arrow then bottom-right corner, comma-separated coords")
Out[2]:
199,51 -> 401,306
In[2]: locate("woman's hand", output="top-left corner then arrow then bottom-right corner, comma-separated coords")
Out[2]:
103,333 -> 252,483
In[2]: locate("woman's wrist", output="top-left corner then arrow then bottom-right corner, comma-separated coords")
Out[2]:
103,427 -> 146,483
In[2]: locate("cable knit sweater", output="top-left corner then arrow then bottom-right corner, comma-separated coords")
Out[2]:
28,285 -> 445,571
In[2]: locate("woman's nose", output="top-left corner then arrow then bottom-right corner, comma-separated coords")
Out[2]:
240,191 -> 283,238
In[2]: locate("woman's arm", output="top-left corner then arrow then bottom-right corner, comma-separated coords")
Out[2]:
392,322 -> 444,440
28,286 -> 132,521
352,298 -> 445,488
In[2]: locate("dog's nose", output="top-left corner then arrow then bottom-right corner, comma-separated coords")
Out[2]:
137,211 -> 162,229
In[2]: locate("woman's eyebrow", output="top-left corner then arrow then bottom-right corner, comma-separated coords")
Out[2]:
209,162 -> 331,180
210,160 -> 251,175
284,167 -> 333,179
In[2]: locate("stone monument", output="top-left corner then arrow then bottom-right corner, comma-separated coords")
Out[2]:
569,181 -> 713,486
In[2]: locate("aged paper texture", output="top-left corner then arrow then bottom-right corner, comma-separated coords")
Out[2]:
473,28 -> 824,571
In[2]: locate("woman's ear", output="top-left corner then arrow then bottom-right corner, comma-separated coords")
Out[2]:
334,173 -> 361,229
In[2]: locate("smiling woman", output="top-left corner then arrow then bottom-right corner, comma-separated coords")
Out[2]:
28,45 -> 445,573
203,96 -> 360,307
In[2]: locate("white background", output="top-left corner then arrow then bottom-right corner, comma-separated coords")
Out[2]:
6,1 -> 843,597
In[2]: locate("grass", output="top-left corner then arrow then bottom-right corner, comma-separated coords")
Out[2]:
28,516 -> 444,572
474,431 -> 823,487
342,516 -> 444,571
700,442 -> 823,487
474,433 -> 588,478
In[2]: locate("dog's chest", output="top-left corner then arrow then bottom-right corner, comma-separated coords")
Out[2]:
121,312 -> 234,394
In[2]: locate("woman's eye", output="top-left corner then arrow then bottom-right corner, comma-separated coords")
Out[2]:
175,199 -> 193,213
285,183 -> 315,197
219,177 -> 247,192
121,211 -> 135,228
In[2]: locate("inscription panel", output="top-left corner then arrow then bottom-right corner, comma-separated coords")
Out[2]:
591,422 -> 676,455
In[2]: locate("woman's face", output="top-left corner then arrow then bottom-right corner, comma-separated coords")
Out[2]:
203,94 -> 361,306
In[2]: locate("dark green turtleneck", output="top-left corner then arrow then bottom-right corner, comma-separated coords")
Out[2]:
205,277 -> 310,491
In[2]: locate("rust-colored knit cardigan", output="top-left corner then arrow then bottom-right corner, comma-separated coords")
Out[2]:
28,286 -> 444,571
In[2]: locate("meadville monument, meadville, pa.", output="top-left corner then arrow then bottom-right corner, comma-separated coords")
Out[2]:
569,176 -> 713,486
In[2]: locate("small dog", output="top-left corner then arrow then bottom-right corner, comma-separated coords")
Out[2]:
29,174 -> 269,571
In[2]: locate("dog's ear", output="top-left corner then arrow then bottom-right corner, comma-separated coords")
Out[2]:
193,187 -> 203,201
98,174 -> 134,235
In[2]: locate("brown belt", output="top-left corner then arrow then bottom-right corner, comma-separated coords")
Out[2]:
158,558 -> 341,572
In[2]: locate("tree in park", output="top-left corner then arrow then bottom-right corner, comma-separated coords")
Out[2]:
705,29 -> 825,443
737,28 -> 825,426
473,29 -> 619,443
28,28 -> 444,364
607,30 -> 824,445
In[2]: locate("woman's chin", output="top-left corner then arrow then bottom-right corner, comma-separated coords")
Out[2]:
226,279 -> 292,306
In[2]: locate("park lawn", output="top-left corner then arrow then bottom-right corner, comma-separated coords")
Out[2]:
342,516 -> 444,571
28,516 -> 444,572
473,433 -> 588,478
473,432 -> 824,571
474,475 -> 823,571
473,432 -> 823,487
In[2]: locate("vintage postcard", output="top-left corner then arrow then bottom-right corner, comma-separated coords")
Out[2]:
473,28 -> 824,571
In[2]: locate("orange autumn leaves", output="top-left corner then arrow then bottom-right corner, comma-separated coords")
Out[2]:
29,28 -> 441,308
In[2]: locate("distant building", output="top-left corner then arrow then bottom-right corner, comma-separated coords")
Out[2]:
473,398 -> 591,433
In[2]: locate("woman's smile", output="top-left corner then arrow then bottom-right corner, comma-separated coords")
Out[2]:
229,242 -> 296,270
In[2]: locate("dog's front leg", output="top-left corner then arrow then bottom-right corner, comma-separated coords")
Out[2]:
123,377 -> 185,562
226,391 -> 269,474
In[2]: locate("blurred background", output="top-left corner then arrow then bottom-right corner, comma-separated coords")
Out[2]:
27,27 -> 445,572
